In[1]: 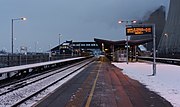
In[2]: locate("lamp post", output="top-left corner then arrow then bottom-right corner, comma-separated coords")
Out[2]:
35,41 -> 38,54
164,33 -> 168,54
11,17 -> 26,55
118,20 -> 137,64
59,34 -> 62,55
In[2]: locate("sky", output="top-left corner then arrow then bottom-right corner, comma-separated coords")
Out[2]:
0,0 -> 169,52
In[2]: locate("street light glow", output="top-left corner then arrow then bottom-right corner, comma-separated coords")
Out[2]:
21,17 -> 27,20
118,20 -> 123,24
12,17 -> 27,21
164,33 -> 168,37
118,20 -> 137,24
132,20 -> 137,23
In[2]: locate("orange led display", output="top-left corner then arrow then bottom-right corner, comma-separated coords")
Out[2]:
126,26 -> 153,36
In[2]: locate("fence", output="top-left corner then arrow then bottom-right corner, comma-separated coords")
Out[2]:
0,53 -> 76,68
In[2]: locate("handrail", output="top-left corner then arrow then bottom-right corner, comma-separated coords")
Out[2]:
0,57 -> 85,74
137,56 -> 180,65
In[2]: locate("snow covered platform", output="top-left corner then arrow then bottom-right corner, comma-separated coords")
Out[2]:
0,57 -> 86,80
0,57 -> 84,74
113,62 -> 180,107
86,58 -> 172,107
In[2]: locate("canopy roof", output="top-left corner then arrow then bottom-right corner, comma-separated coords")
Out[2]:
94,38 -> 153,52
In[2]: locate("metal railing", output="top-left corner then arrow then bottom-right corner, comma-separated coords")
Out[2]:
0,54 -> 78,68
137,56 -> 180,65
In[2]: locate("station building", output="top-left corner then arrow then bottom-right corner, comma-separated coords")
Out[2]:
50,40 -> 99,56
51,38 -> 152,62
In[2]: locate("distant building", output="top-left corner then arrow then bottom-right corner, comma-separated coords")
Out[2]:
0,50 -> 7,55
50,40 -> 99,56
131,5 -> 166,52
158,0 -> 180,58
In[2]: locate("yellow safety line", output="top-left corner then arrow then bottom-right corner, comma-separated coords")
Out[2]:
85,63 -> 101,107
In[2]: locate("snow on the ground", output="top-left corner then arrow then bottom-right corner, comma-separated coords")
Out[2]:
0,61 -> 88,106
20,67 -> 86,107
112,62 -> 180,107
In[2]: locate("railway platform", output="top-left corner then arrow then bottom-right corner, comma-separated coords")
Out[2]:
35,56 -> 173,107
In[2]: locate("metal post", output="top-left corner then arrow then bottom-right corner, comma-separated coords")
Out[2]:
35,42 -> 36,54
11,17 -> 26,55
135,45 -> 137,61
49,44 -> 51,61
165,33 -> 168,54
59,34 -> 61,55
20,49 -> 21,65
9,19 -> 13,78
153,24 -> 156,76
120,21 -> 136,64
26,54 -> 27,64
126,36 -> 129,64
112,45 -> 115,61
102,43 -> 104,53
12,19 -> 14,55
71,41 -> 74,57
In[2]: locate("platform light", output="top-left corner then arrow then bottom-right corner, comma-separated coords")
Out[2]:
118,20 -> 123,24
118,20 -> 137,24
21,17 -> 27,20
11,17 -> 27,55
118,19 -> 137,64
132,20 -> 137,23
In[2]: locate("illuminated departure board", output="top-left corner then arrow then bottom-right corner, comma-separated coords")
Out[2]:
126,26 -> 153,36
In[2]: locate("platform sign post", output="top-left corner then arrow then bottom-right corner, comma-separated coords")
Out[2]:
126,35 -> 129,64
152,24 -> 156,76
126,24 -> 156,76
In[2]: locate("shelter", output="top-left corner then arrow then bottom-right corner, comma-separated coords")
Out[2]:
94,38 -> 153,61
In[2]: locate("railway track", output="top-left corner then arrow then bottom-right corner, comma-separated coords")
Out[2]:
0,57 -> 95,107
137,56 -> 180,65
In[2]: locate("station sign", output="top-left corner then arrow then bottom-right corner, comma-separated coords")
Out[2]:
126,26 -> 153,36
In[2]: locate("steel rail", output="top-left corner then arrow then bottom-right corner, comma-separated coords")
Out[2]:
0,58 -> 94,96
11,58 -> 94,107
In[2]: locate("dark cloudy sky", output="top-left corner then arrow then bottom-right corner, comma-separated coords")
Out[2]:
0,0 -> 169,52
